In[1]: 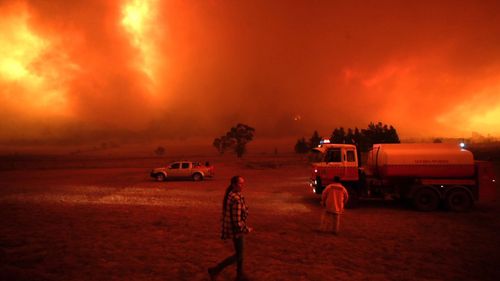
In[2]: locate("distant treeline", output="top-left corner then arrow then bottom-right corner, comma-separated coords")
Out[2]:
295,122 -> 400,153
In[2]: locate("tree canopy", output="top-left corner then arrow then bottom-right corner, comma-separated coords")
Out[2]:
295,122 -> 400,153
329,122 -> 400,152
213,123 -> 255,157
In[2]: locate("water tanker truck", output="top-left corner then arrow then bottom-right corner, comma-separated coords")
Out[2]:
310,143 -> 496,211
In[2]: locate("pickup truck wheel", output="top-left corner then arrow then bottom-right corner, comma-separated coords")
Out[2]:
192,173 -> 203,181
155,173 -> 166,182
446,189 -> 472,212
413,187 -> 439,211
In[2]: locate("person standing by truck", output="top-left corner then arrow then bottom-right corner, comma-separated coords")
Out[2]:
209,176 -> 252,281
319,176 -> 349,235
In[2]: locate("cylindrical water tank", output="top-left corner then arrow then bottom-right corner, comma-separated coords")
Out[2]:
366,143 -> 475,178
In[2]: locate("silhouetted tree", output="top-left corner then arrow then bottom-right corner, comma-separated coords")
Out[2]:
295,124 -> 400,155
345,128 -> 355,144
309,130 -> 322,148
213,123 -> 255,157
387,125 -> 400,143
353,127 -> 362,145
361,122 -> 400,151
154,146 -> 166,156
294,130 -> 323,154
294,138 -> 310,153
212,138 -> 223,154
328,122 -> 400,152
330,127 -> 347,144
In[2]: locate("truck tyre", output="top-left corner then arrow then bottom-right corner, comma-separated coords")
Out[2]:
315,177 -> 324,194
446,189 -> 472,212
413,187 -> 440,211
192,173 -> 203,181
155,173 -> 166,182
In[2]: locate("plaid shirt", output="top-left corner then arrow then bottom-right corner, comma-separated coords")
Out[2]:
221,191 -> 249,240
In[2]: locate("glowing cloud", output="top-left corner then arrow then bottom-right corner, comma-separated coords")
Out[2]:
0,3 -> 74,115
437,80 -> 500,136
0,14 -> 46,81
121,0 -> 160,86
0,0 -> 499,143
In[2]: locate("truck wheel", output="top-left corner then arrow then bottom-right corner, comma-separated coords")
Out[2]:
446,189 -> 472,212
192,173 -> 203,181
413,187 -> 439,211
155,173 -> 166,182
314,177 -> 324,194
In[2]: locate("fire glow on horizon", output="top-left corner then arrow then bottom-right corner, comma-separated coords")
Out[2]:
0,0 -> 499,143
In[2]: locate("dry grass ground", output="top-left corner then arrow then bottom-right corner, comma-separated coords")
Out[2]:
0,152 -> 499,281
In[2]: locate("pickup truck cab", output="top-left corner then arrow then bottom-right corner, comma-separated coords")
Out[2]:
150,161 -> 214,182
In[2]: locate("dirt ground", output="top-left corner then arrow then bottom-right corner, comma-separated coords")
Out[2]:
0,153 -> 499,281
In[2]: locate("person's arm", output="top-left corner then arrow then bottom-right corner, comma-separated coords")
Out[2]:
321,186 -> 328,206
343,187 -> 349,205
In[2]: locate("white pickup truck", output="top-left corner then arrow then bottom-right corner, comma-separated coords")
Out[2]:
150,161 -> 214,182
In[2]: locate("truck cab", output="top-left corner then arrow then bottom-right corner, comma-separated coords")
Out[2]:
310,144 -> 359,194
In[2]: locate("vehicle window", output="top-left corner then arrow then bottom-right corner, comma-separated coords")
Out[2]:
310,152 -> 324,163
170,163 -> 180,169
347,150 -> 355,162
325,148 -> 341,162
181,163 -> 190,169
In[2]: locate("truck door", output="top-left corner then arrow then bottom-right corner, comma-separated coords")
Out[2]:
344,148 -> 358,181
324,148 -> 344,180
168,162 -> 181,177
180,162 -> 191,177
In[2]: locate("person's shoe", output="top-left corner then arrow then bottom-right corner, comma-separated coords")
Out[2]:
208,267 -> 218,281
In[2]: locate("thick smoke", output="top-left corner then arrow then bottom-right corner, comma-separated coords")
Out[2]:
1,0 -> 499,144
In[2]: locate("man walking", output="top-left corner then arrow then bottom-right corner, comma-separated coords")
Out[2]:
209,176 -> 252,281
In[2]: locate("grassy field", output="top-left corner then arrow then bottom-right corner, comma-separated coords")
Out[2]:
0,148 -> 499,281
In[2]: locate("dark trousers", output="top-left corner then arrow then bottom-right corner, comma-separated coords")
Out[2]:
212,236 -> 244,277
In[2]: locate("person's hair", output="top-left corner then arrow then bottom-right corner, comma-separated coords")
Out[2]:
222,176 -> 241,214
333,176 -> 340,182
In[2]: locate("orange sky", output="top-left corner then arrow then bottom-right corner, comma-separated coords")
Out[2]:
1,0 -> 499,144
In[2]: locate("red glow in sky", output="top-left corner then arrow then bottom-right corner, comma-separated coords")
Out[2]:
1,0 -> 499,144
